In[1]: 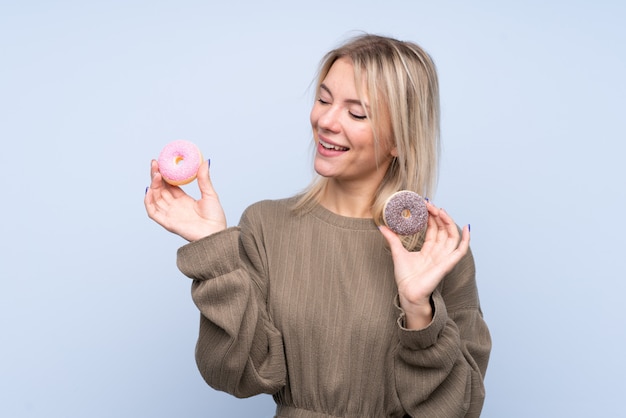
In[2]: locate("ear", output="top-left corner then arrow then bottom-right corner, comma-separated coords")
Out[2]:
390,147 -> 398,157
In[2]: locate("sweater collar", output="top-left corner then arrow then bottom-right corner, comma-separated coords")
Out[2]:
309,202 -> 378,231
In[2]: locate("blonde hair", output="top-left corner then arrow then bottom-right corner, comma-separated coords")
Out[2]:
295,34 -> 441,249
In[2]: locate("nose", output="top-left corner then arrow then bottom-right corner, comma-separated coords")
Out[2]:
316,103 -> 341,133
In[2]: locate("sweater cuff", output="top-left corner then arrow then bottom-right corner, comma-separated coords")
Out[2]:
395,290 -> 448,350
176,227 -> 241,281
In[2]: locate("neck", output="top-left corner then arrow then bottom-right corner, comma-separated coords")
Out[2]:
318,180 -> 377,218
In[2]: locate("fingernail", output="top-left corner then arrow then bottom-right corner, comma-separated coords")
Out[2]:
208,158 -> 211,168
424,197 -> 430,202
145,186 -> 149,195
468,223 -> 471,232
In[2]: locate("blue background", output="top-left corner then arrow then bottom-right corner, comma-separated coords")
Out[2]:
1,1 -> 625,417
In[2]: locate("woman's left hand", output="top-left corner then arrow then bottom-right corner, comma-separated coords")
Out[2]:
379,202 -> 470,330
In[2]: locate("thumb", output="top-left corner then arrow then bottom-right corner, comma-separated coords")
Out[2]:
378,225 -> 407,258
196,159 -> 218,198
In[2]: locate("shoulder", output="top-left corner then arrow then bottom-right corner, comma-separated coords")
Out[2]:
239,196 -> 301,230
243,196 -> 298,218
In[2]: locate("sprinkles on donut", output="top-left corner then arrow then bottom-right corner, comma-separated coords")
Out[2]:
383,190 -> 428,235
157,140 -> 203,186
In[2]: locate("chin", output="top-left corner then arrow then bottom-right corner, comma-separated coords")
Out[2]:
314,168 -> 332,178
313,160 -> 334,178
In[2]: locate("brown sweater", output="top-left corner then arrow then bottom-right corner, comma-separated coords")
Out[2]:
177,197 -> 491,418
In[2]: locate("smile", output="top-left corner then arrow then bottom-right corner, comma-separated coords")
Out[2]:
319,138 -> 349,151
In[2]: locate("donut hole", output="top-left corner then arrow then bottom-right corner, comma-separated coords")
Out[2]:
401,209 -> 412,219
174,156 -> 184,165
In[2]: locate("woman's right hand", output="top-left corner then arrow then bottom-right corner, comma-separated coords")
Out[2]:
144,159 -> 227,242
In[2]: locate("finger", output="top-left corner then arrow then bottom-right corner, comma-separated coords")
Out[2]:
442,224 -> 471,269
147,171 -> 171,206
196,160 -> 219,200
426,206 -> 458,248
433,209 -> 456,246
149,158 -> 188,203
456,224 -> 471,254
420,202 -> 442,251
426,200 -> 446,218
422,206 -> 464,259
144,160 -> 160,211
150,159 -> 159,178
145,173 -> 177,219
378,225 -> 408,258
438,208 -> 461,234
147,160 -> 167,194
434,215 -> 470,266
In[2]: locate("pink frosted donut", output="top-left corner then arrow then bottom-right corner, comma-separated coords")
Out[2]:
157,140 -> 203,186
383,190 -> 428,235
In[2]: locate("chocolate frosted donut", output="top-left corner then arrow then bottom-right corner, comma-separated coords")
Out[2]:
383,190 -> 428,235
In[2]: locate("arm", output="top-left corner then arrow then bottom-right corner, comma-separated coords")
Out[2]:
146,158 -> 286,397
394,249 -> 491,417
177,221 -> 287,398
379,204 -> 491,417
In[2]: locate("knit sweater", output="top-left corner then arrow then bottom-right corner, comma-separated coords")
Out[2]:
176,197 -> 491,418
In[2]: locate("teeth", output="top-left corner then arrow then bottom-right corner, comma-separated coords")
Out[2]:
319,139 -> 348,151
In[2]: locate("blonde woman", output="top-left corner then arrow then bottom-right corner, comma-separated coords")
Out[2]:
145,33 -> 491,418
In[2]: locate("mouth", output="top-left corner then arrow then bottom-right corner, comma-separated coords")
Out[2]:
319,138 -> 349,151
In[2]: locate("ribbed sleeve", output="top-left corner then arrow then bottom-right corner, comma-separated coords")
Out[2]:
176,197 -> 491,417
177,226 -> 287,398
177,227 -> 241,281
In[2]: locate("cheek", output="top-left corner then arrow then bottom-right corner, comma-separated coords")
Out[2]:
352,125 -> 377,148
373,125 -> 395,156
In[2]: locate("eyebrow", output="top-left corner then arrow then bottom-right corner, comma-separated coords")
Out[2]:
319,83 -> 370,109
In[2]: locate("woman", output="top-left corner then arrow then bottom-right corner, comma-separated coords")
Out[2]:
145,34 -> 491,418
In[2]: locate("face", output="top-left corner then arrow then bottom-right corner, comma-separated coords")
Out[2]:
310,57 -> 396,189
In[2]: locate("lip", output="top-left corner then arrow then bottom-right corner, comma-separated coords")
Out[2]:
316,136 -> 349,158
317,135 -> 349,151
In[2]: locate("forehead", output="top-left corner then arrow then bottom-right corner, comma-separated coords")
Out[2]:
320,57 -> 369,100
322,57 -> 354,83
